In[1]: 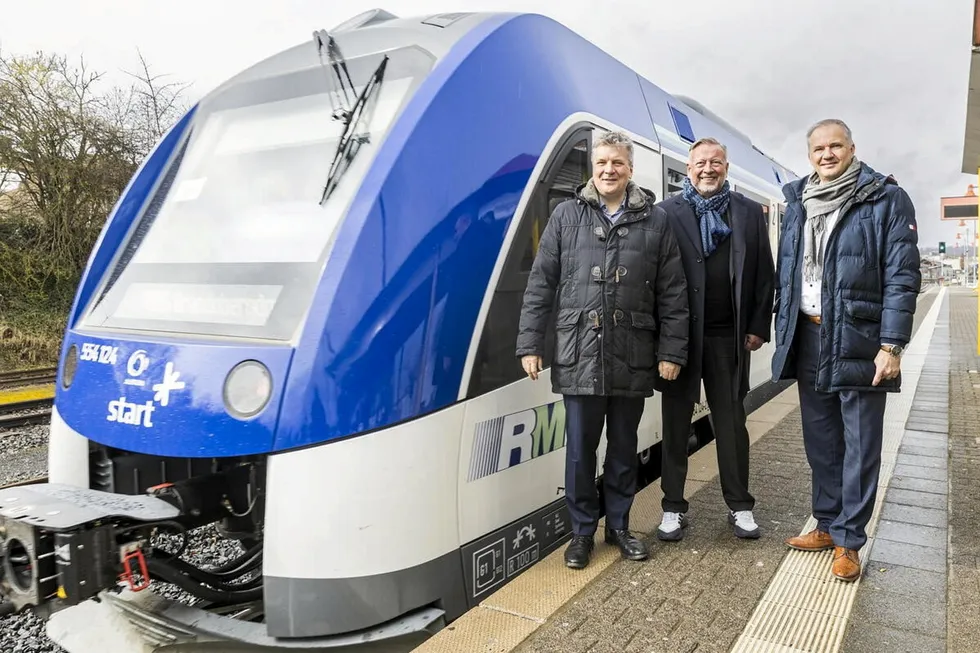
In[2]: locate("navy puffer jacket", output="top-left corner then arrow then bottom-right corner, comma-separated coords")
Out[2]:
771,163 -> 921,392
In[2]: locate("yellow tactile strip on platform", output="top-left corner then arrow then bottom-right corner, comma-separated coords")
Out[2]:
730,287 -> 944,653
412,602 -> 542,653
0,385 -> 55,406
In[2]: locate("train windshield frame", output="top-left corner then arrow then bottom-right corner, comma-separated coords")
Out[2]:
79,44 -> 434,342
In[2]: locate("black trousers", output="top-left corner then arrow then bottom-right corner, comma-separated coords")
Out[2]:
563,395 -> 646,536
795,317 -> 887,550
661,335 -> 754,513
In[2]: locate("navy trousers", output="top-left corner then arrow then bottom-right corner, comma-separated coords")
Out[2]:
563,395 -> 645,536
795,317 -> 887,550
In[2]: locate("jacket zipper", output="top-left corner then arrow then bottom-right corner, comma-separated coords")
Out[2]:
589,199 -> 647,395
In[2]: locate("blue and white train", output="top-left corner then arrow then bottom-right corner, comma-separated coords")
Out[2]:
0,9 -> 799,652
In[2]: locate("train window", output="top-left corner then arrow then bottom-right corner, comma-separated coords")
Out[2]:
466,129 -> 592,397
663,155 -> 687,199
517,139 -> 589,273
80,45 -> 436,341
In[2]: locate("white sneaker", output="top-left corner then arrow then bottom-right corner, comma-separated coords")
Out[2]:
656,511 -> 689,541
729,510 -> 760,539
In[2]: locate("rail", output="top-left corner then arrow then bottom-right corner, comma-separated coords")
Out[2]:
0,405 -> 52,429
0,366 -> 57,391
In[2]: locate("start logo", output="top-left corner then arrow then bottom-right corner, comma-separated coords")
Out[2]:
467,401 -> 566,482
106,396 -> 155,428
103,352 -> 186,428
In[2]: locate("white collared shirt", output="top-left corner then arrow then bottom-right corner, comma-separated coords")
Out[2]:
800,206 -> 842,317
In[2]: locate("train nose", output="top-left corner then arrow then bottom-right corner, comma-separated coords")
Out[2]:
55,335 -> 294,458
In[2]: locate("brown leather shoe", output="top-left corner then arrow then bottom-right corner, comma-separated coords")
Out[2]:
831,547 -> 861,582
785,528 -> 834,551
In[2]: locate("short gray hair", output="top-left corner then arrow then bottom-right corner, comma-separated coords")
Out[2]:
689,137 -> 728,158
593,130 -> 634,166
806,118 -> 853,144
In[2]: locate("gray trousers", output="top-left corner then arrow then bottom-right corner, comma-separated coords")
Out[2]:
796,317 -> 887,550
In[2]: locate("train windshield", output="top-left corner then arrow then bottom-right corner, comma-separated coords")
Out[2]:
80,44 -> 434,341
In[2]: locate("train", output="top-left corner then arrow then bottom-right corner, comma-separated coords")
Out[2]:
0,9 -> 799,652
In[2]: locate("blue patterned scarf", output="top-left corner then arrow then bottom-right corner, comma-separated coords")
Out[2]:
682,177 -> 732,257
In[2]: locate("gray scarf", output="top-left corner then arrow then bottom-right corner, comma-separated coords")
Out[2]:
800,158 -> 862,283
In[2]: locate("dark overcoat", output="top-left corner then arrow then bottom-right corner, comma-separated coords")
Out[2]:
653,191 -> 775,403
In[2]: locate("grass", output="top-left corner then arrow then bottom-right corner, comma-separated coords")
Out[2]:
0,306 -> 66,371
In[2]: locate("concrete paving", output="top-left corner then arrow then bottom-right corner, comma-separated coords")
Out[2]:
839,293 -> 950,652
512,409 -> 813,653
945,288 -> 980,653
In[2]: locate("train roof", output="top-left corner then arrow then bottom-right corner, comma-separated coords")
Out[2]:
205,10 -> 798,190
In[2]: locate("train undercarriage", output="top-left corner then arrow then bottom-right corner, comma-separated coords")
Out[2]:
0,445 -> 443,652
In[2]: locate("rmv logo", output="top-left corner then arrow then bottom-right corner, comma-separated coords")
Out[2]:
467,401 -> 566,482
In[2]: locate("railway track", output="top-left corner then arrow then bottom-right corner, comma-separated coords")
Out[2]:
0,366 -> 57,391
0,367 -> 56,428
0,405 -> 52,429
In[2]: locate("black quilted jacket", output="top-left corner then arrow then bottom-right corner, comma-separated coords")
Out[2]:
516,180 -> 689,397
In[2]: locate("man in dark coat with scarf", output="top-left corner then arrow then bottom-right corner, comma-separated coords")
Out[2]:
654,137 -> 775,542
771,119 -> 920,582
516,130 -> 689,570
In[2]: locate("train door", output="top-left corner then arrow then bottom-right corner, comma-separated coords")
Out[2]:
457,126 -> 594,570
465,128 -> 592,399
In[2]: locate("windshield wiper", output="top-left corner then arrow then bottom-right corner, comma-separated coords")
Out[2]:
312,30 -> 389,204
313,30 -> 356,121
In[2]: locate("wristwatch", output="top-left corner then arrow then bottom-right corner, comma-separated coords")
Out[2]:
880,344 -> 904,357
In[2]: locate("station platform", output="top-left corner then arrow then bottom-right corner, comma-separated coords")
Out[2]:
0,384 -> 54,406
416,285 -> 975,653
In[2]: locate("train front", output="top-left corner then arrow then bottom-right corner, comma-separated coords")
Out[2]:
0,10 -> 485,652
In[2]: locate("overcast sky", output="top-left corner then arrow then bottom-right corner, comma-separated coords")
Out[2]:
2,0 -> 974,247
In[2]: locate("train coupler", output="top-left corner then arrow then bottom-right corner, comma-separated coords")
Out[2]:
0,482 -> 180,616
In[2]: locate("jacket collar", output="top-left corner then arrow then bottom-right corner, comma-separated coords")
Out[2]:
576,179 -> 648,213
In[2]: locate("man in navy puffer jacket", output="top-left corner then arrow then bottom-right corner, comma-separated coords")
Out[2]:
771,119 -> 921,582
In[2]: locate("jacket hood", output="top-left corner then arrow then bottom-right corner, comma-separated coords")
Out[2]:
782,161 -> 896,204
576,179 -> 649,211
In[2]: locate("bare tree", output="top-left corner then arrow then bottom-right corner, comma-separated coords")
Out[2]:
0,47 -> 189,319
124,48 -> 192,154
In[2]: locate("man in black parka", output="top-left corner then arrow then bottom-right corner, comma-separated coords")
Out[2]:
516,130 -> 689,569
654,137 -> 775,543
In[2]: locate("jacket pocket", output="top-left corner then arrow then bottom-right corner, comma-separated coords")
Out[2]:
628,311 -> 658,370
554,308 -> 582,367
840,299 -> 882,360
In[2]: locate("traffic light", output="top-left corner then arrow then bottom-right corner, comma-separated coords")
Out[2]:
939,241 -> 946,254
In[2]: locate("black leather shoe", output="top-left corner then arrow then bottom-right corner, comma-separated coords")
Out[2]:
564,535 -> 594,569
604,528 -> 649,561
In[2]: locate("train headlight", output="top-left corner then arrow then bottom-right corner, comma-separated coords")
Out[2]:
62,344 -> 78,389
223,361 -> 272,419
